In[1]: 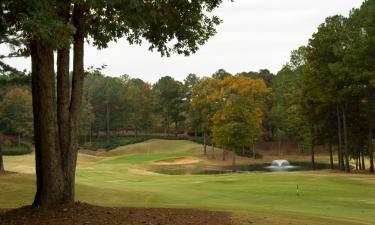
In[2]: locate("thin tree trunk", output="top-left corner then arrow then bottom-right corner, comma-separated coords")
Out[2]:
356,158 -> 358,170
211,143 -> 215,159
252,143 -> 256,159
0,138 -> 4,173
370,122 -> 374,173
89,124 -> 92,144
222,149 -> 226,161
311,139 -> 315,170
59,4 -> 86,203
203,132 -> 207,156
342,107 -> 350,173
329,141 -> 333,169
337,105 -> 344,170
232,152 -> 236,172
369,92 -> 374,173
31,39 -> 65,206
18,133 -> 21,146
361,150 -> 365,170
106,102 -> 110,144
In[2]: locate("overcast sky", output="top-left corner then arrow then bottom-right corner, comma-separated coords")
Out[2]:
2,0 -> 364,83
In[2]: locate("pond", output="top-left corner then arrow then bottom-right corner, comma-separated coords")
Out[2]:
150,162 -> 334,175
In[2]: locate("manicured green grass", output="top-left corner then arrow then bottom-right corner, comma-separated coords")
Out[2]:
1,144 -> 30,155
1,139 -> 375,225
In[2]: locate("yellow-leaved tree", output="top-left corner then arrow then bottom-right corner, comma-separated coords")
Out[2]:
210,76 -> 270,166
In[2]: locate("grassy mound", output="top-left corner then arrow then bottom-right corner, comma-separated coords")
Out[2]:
1,144 -> 30,156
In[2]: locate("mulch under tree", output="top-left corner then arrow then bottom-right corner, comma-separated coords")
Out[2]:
0,202 -> 240,225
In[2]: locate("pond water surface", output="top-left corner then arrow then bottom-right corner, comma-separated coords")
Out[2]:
150,162 -> 334,175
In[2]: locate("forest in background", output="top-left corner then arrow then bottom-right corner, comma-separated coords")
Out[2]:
0,0 -> 374,174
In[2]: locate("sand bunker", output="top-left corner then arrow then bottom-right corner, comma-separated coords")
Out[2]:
153,157 -> 199,165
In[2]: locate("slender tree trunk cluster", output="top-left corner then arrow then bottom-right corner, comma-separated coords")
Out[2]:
369,92 -> 374,173
336,105 -> 350,173
30,4 -> 86,206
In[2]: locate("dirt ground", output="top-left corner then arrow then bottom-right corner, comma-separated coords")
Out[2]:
0,202 -> 240,225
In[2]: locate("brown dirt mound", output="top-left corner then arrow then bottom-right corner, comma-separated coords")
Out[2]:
153,157 -> 199,165
0,202 -> 239,225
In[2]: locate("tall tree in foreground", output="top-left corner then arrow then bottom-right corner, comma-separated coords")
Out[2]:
2,0 -> 224,205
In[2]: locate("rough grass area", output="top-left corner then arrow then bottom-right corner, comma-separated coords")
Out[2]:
1,144 -> 30,156
1,139 -> 375,225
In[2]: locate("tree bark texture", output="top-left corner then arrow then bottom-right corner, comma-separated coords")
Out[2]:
31,4 -> 86,205
31,39 -> 65,205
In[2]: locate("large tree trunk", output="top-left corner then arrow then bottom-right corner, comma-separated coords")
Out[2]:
62,4 -> 86,202
31,4 -> 86,205
337,105 -> 344,170
342,107 -> 350,173
31,40 -> 65,206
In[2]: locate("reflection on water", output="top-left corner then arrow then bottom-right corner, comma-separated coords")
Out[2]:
150,162 -> 334,175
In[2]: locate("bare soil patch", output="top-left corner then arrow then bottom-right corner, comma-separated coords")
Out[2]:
153,157 -> 199,165
0,202 -> 239,225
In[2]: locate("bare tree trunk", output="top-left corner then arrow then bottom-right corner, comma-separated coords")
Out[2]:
342,107 -> 350,173
89,124 -> 92,144
337,105 -> 344,171
329,141 -> 333,169
361,150 -> 365,170
369,93 -> 374,173
203,132 -> 207,156
311,139 -> 315,170
222,149 -> 226,161
211,143 -> 215,159
62,4 -> 86,202
31,40 -> 65,206
106,102 -> 110,144
0,139 -> 4,173
356,158 -> 358,170
370,122 -> 374,173
232,152 -> 236,172
252,143 -> 256,159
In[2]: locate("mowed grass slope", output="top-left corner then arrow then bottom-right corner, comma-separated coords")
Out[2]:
1,139 -> 375,225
